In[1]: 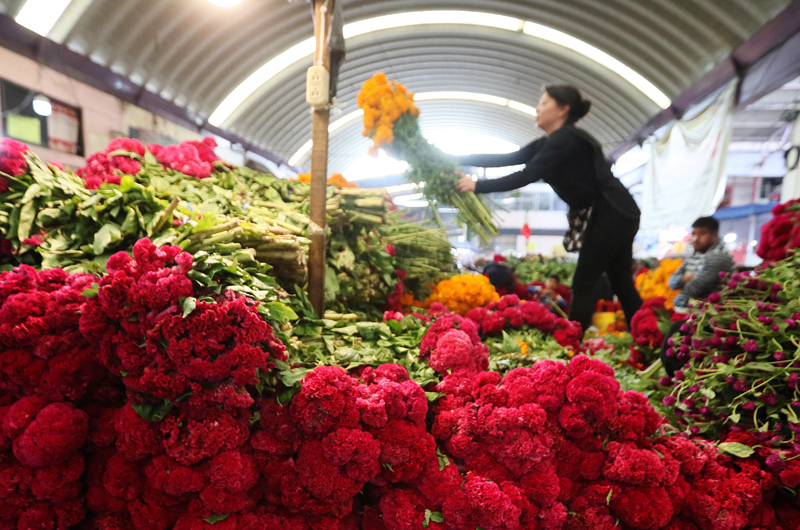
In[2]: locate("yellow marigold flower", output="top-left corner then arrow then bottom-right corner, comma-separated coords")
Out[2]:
516,341 -> 529,355
635,258 -> 683,309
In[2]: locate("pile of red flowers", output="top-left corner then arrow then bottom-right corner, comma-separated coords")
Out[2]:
77,136 -> 221,189
757,199 -> 800,262
148,138 -> 218,180
3,238 -> 800,529
78,138 -> 147,189
0,264 -> 123,530
418,312 -> 789,530
0,138 -> 29,192
628,297 -> 677,368
465,295 -> 583,350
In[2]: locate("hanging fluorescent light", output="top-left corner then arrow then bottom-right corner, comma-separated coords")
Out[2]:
287,92 -> 537,166
415,91 -> 509,106
15,0 -> 73,36
522,21 -> 670,109
724,233 -> 737,243
344,11 -> 524,39
32,94 -> 53,117
507,101 -> 538,117
206,0 -> 243,7
209,10 -> 670,126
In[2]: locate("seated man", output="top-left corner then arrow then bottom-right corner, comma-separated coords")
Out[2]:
668,216 -> 733,311
661,216 -> 733,375
529,276 -> 571,312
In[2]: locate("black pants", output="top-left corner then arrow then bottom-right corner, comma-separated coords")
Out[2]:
568,204 -> 642,333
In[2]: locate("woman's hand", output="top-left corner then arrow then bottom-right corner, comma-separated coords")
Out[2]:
455,173 -> 476,193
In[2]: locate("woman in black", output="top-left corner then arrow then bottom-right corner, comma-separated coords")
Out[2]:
455,85 -> 642,332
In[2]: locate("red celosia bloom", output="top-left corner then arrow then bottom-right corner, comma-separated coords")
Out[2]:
290,366 -> 360,437
610,486 -> 673,530
0,138 -> 29,187
155,143 -> 213,179
13,403 -> 88,468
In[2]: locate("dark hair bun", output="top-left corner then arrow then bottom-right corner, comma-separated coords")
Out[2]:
576,99 -> 592,119
544,84 -> 592,123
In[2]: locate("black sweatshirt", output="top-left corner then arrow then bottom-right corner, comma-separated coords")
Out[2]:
457,125 -> 640,219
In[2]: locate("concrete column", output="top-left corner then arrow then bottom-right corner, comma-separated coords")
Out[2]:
781,112 -> 800,202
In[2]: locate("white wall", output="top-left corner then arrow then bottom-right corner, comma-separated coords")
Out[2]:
0,46 -> 205,167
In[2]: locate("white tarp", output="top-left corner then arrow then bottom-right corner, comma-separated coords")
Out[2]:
641,81 -> 738,232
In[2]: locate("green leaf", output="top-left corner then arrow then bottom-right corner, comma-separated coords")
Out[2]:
606,488 -> 613,505
430,512 -> 444,524
181,297 -> 197,318
717,442 -> 755,458
92,223 -> 122,255
728,413 -> 741,424
131,399 -> 174,422
277,386 -> 301,405
324,267 -> 340,302
423,509 -> 432,527
249,411 -> 261,426
144,149 -> 159,166
280,367 -> 315,387
202,514 -> 230,525
81,283 -> 99,298
356,322 -> 391,341
119,370 -> 129,377
426,392 -> 445,403
265,302 -> 298,323
436,448 -> 449,471
17,201 -> 36,241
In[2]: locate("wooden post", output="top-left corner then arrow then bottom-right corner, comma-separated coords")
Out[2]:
308,0 -> 333,317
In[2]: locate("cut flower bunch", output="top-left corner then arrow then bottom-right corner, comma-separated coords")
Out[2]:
358,73 -> 500,242
660,250 -> 800,452
757,199 -> 800,262
635,258 -> 683,309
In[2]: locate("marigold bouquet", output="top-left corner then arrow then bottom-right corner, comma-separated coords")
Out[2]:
358,73 -> 500,242
757,198 -> 800,262
635,257 -> 683,309
424,274 -> 499,316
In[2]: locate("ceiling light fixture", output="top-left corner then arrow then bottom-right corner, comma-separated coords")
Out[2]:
15,0 -> 73,36
206,0 -> 243,7
32,94 -> 53,116
209,10 -> 670,126
522,21 -> 670,109
288,92 -> 536,166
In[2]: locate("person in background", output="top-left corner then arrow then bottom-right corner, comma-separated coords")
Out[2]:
454,85 -> 642,333
529,275 -> 571,312
668,217 -> 733,311
660,216 -> 734,376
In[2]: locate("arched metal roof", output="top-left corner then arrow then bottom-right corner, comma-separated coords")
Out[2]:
0,0 -> 791,172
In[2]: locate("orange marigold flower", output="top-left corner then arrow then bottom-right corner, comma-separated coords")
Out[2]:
425,274 -> 499,316
358,72 -> 419,151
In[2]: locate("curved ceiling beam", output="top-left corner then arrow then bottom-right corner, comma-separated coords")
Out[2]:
287,91 -> 540,166
208,10 -> 672,127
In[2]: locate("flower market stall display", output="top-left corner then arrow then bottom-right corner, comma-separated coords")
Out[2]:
2,237 -> 800,529
358,73 -> 500,242
659,251 -> 800,451
0,137 -> 454,315
757,198 -> 800,262
635,257 -> 684,309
